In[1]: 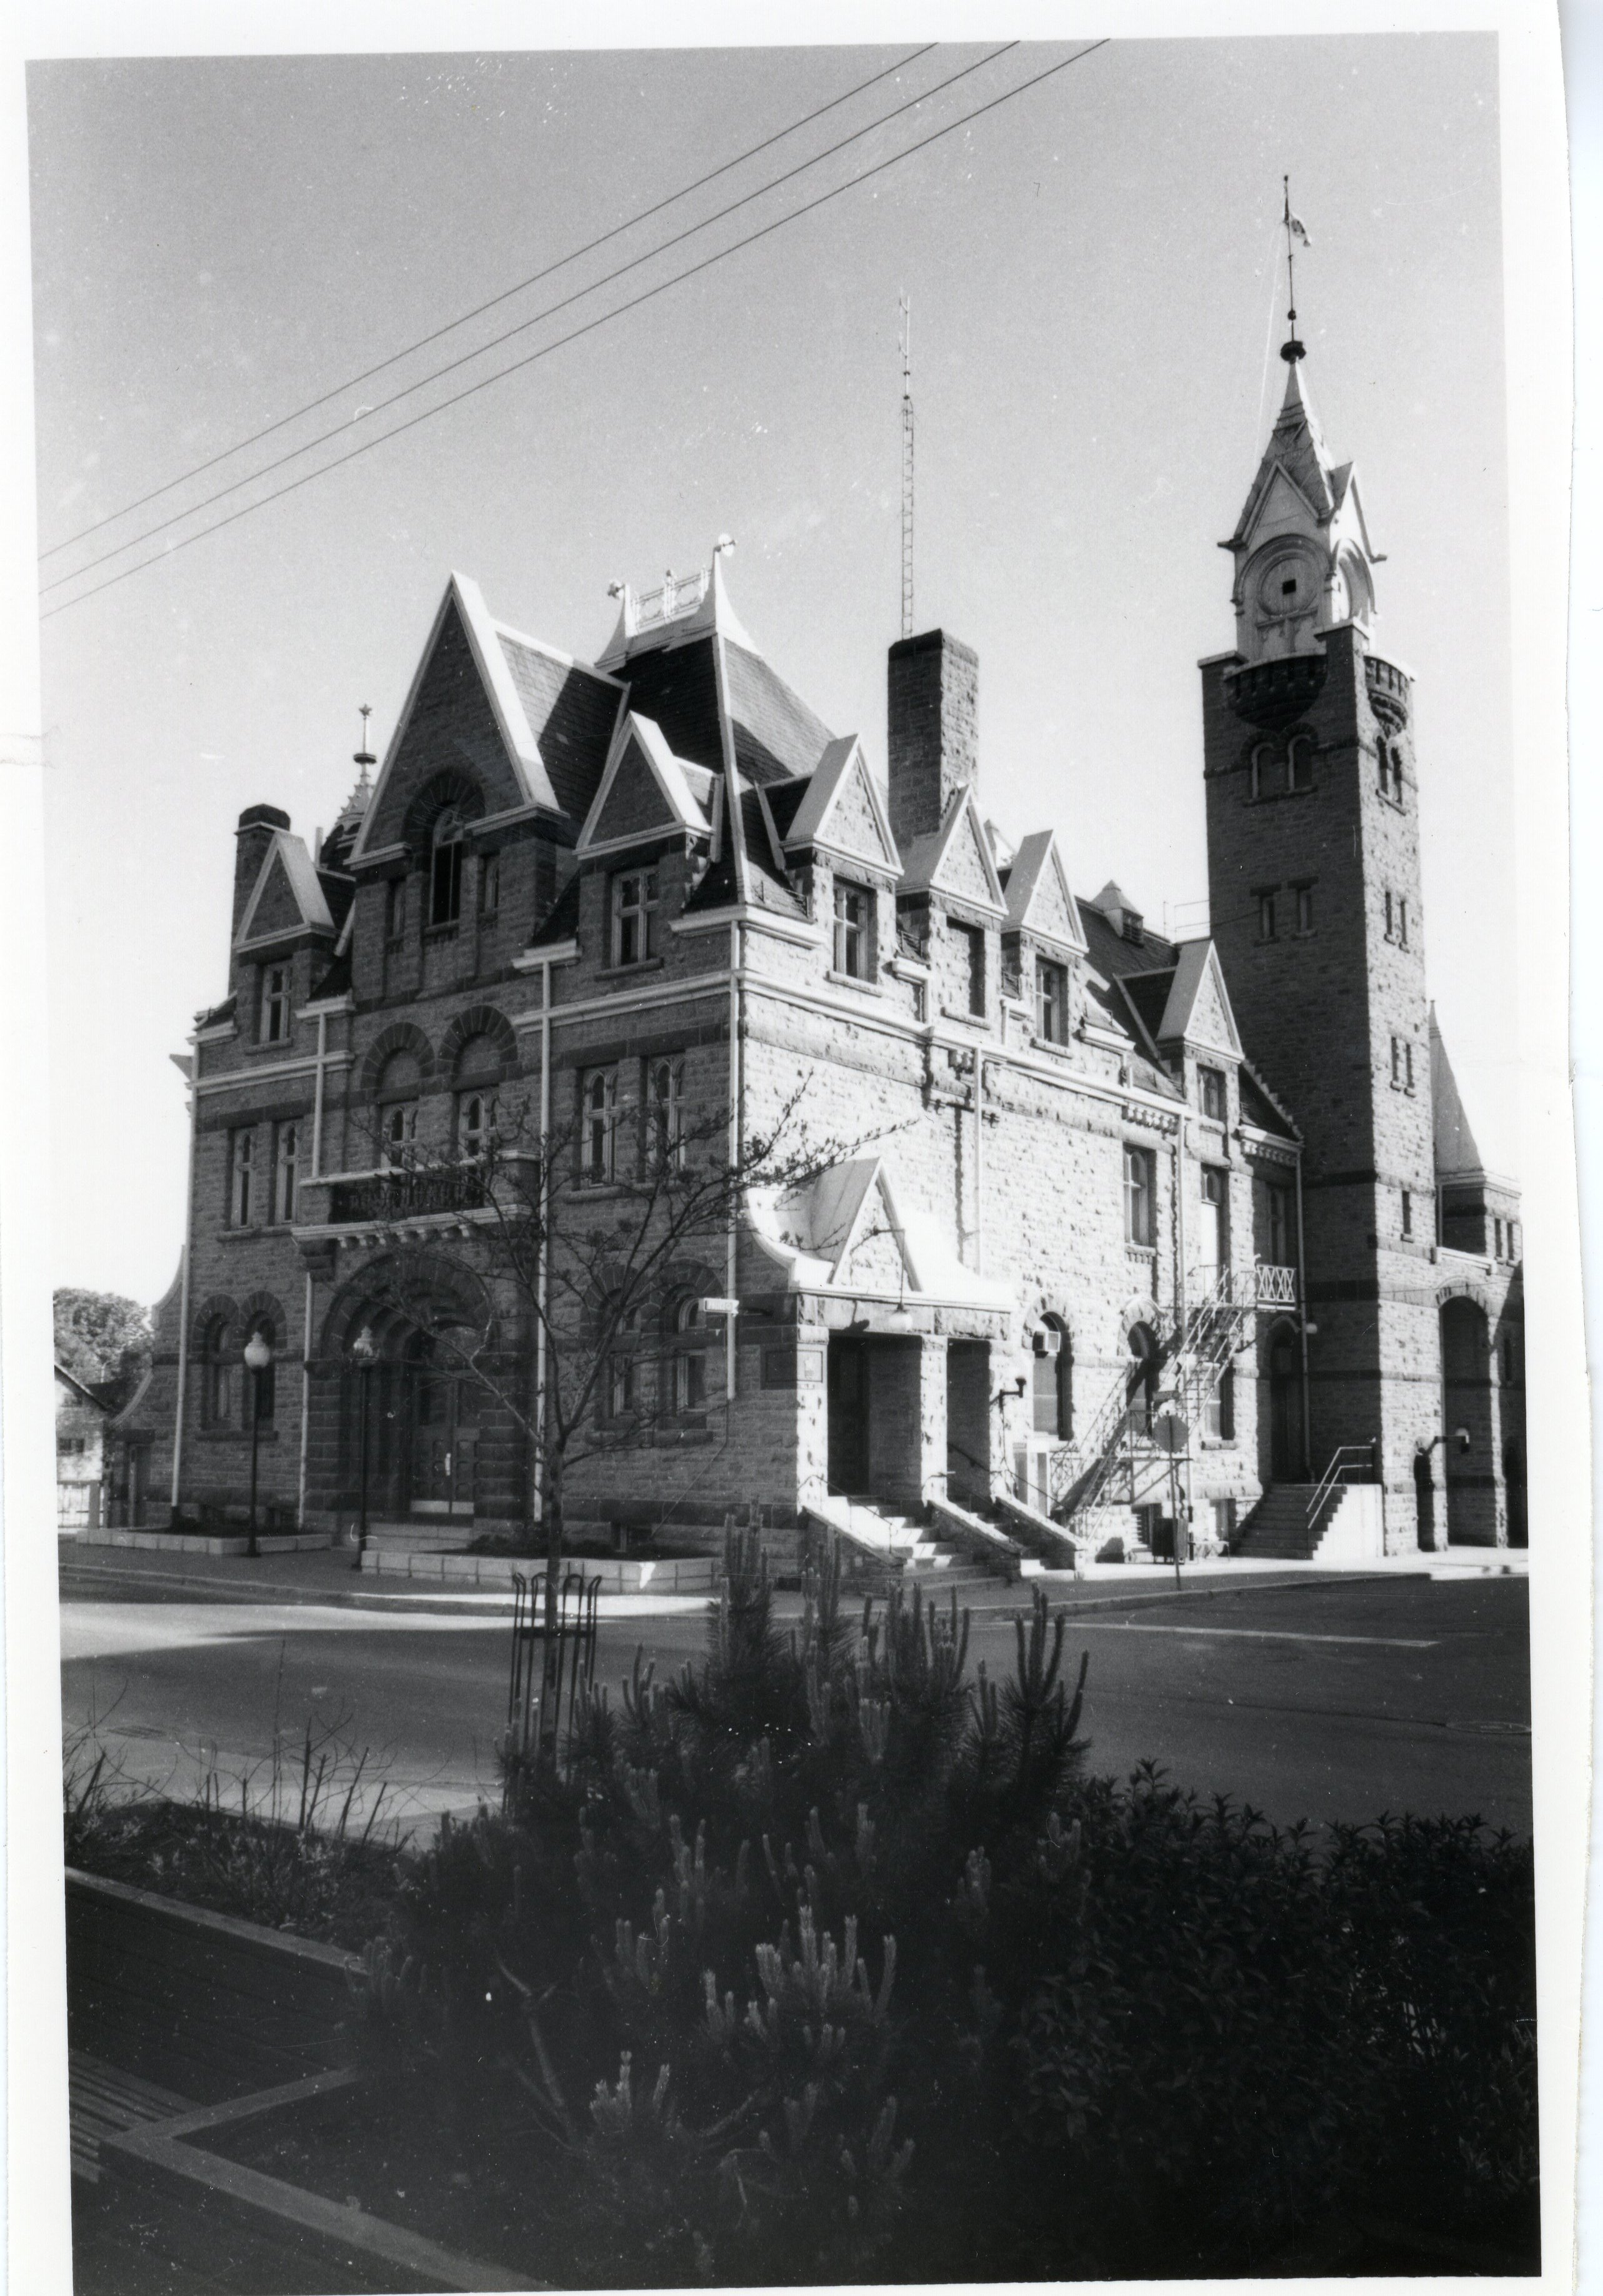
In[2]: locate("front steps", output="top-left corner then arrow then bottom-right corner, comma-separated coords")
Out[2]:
1233,1481 -> 1384,1563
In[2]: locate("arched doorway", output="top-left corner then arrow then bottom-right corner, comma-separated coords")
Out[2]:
1264,1319 -> 1302,1481
1126,1324 -> 1159,1433
1441,1296 -> 1494,1545
404,1325 -> 482,1518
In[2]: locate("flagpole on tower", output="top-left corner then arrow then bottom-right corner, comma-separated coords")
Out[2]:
1281,178 -> 1309,364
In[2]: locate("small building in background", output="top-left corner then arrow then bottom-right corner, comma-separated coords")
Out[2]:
56,1364 -> 111,1533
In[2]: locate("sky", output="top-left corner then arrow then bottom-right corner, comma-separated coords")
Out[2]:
27,32 -> 1513,1305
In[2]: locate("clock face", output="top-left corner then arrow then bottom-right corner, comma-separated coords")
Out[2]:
1256,552 -> 1318,620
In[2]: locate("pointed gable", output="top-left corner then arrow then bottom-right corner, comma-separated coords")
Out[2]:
900,787 -> 1007,917
236,833 -> 334,948
782,737 -> 900,875
580,713 -> 714,853
1003,831 -> 1087,953
1156,940 -> 1242,1058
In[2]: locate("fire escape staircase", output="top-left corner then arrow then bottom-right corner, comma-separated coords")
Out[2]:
1044,1266 -> 1295,1554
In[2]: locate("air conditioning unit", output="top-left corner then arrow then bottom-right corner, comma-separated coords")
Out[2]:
1032,1329 -> 1061,1357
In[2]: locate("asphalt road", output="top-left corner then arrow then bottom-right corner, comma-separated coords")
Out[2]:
59,1575 -> 1533,1839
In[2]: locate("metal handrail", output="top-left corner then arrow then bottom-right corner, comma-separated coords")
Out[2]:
1306,1442 -> 1377,1523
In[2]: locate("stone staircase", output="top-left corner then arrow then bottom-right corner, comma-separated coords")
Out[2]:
802,1495 -> 1009,1589
1232,1483 -> 1346,1560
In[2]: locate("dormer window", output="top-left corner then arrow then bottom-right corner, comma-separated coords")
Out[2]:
612,868 -> 659,966
833,881 -> 871,980
1037,959 -> 1069,1045
960,924 -> 986,1016
1198,1066 -> 1226,1123
429,808 -> 464,926
260,965 -> 290,1045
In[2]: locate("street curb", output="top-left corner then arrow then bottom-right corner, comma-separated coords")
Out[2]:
54,1554 -> 1487,1622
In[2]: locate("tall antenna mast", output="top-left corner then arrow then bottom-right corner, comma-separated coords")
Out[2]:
899,293 -> 915,640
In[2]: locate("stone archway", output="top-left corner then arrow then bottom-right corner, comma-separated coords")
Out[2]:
1441,1295 -> 1496,1546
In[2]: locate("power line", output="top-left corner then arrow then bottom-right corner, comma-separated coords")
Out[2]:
44,41 -> 1011,594
43,41 -> 1109,623
39,44 -> 937,564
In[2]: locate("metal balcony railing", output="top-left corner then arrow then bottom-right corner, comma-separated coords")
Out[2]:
327,1164 -> 492,1224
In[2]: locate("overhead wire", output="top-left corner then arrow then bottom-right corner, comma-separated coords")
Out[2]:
39,42 -> 937,564
42,40 -> 1108,621
43,41 -> 1011,595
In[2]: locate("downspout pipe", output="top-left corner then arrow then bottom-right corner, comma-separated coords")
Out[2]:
1294,1148 -> 1312,1478
726,920 -> 742,1399
533,958 -> 552,1525
170,1050 -> 199,1511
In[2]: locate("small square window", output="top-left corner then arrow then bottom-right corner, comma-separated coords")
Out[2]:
1199,1066 -> 1226,1122
1401,1189 -> 1414,1239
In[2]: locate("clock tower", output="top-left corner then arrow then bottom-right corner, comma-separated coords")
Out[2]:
1201,317 -> 1439,1529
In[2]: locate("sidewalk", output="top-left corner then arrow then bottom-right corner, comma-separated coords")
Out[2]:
59,1533 -> 1526,1621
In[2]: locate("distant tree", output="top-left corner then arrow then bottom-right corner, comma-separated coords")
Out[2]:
54,1289 -> 152,1394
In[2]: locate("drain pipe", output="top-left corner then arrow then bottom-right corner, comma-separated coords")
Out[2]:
296,1270 -> 313,1527
1294,1148 -> 1312,1476
726,920 -> 742,1399
532,957 -> 554,1524
170,1046 -> 199,1511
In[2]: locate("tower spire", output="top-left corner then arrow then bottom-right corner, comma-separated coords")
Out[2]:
899,292 -> 915,641
1281,177 -> 1310,365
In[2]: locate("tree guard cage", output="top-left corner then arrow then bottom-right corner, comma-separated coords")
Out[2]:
505,1569 -> 601,1781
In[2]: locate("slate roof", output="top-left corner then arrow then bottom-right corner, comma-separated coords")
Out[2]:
497,635 -> 623,822
613,640 -> 726,773
309,947 -> 353,1002
1077,896 -> 1179,981
722,640 -> 835,785
1430,1006 -> 1486,1178
528,870 -> 582,948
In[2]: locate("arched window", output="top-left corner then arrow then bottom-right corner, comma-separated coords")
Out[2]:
242,1314 -> 276,1426
669,1294 -> 707,1415
457,1091 -> 494,1161
1287,735 -> 1314,792
584,1067 -> 617,1185
199,1316 -> 232,1428
648,1060 -> 684,1173
375,1047 -> 422,1169
429,807 -> 464,927
1248,742 -> 1277,801
603,1300 -> 641,1421
1032,1318 -> 1073,1440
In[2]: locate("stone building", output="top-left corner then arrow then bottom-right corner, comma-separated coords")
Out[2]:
110,326 -> 1524,1564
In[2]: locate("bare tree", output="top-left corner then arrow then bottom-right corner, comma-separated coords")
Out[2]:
351,1074 -> 872,1750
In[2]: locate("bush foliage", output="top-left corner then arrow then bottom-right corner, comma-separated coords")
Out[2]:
350,1532 -> 1539,2285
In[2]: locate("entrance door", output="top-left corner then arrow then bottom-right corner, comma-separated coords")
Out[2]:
407,1331 -> 480,1517
1269,1330 -> 1300,1479
827,1338 -> 871,1496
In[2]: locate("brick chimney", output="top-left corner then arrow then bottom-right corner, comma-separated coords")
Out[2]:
233,803 -> 290,941
886,629 -> 978,850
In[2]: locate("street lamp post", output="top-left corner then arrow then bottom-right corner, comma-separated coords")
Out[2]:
242,1328 -> 274,1561
351,1324 -> 377,1571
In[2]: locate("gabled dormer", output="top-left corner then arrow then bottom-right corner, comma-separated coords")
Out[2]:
229,814 -> 338,1047
897,785 -> 1008,1025
579,712 -> 717,861
1222,350 -> 1383,665
1000,830 -> 1087,1046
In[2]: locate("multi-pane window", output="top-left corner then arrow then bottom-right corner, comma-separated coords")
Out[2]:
381,1103 -> 417,1168
260,965 -> 290,1044
479,852 -> 500,918
647,1059 -> 684,1173
1123,1145 -> 1156,1248
1264,1179 -> 1293,1266
671,1296 -> 707,1414
612,868 -> 659,966
201,1318 -> 232,1427
457,1091 -> 494,1161
833,881 -> 870,978
604,1303 -> 639,1420
229,1130 -> 255,1226
429,808 -> 464,926
1256,889 -> 1277,943
584,1067 -> 617,1185
1294,883 -> 1314,936
1036,959 -> 1069,1045
961,926 -> 986,1018
1031,1323 -> 1072,1439
273,1123 -> 298,1224
1198,1066 -> 1226,1122
1206,1367 -> 1236,1441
